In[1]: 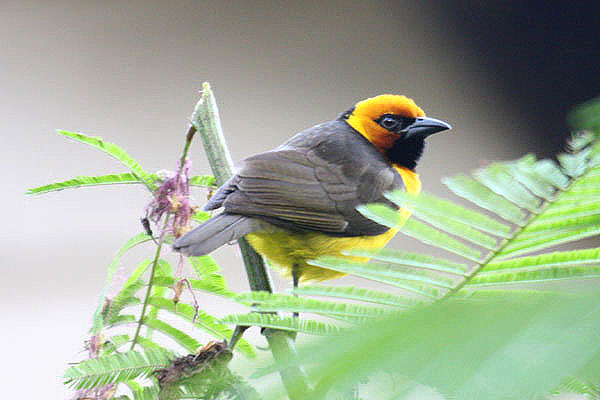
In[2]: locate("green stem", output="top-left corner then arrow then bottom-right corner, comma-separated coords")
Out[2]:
191,82 -> 312,398
191,82 -> 275,292
130,216 -> 170,350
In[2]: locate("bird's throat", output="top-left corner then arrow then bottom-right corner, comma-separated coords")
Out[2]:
386,136 -> 425,170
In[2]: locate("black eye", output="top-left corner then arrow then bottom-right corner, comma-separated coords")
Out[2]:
380,116 -> 399,130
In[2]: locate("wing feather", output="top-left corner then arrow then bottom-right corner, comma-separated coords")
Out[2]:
207,120 -> 404,236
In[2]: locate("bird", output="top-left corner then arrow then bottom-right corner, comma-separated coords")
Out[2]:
173,94 -> 450,287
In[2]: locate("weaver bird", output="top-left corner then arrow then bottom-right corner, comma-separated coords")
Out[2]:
173,95 -> 450,287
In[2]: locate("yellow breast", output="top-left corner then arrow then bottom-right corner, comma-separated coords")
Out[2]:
246,166 -> 421,283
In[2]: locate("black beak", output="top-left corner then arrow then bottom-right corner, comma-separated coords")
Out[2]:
403,116 -> 452,139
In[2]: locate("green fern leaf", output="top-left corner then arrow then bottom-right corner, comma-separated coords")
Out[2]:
189,174 -> 216,187
536,201 -> 600,223
189,255 -> 221,275
358,203 -> 481,261
338,132 -> 600,303
474,163 -> 541,211
102,335 -> 131,354
484,248 -> 600,272
146,296 -> 255,358
222,313 -> 340,336
152,276 -> 235,298
496,226 -> 600,259
343,248 -> 468,276
136,337 -> 171,355
57,130 -> 157,191
143,260 -> 173,342
556,377 -> 600,398
105,297 -> 141,326
531,159 -> 570,189
291,285 -> 418,307
522,214 -> 600,233
192,211 -> 212,223
142,318 -> 201,353
386,191 -> 512,237
558,147 -> 594,178
386,191 -> 501,248
63,348 -> 171,390
442,174 -> 527,224
508,155 -> 557,199
103,260 -> 151,325
467,265 -> 600,286
235,291 -> 390,318
93,233 -> 153,334
109,314 -> 137,327
127,381 -> 161,400
309,256 -> 449,298
25,172 -> 159,195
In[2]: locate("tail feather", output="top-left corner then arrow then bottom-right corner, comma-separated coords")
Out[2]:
173,214 -> 258,256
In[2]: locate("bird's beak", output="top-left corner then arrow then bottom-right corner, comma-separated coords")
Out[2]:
403,116 -> 452,139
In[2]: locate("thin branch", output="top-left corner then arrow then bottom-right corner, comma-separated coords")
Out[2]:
191,82 -> 312,398
130,216 -> 170,350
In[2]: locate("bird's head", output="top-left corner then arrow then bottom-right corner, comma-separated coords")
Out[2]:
341,94 -> 451,170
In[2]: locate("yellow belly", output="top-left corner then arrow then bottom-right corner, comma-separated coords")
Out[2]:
246,166 -> 421,283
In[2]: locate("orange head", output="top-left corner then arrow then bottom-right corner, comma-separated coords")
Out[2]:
342,94 -> 451,169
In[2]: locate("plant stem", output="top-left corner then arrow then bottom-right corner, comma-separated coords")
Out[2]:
191,82 -> 312,398
179,125 -> 196,170
130,216 -> 170,351
191,82 -> 276,292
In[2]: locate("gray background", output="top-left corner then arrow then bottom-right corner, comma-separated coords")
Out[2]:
3,1 -> 598,398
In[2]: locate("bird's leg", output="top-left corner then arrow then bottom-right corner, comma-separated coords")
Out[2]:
290,263 -> 300,340
292,263 -> 300,318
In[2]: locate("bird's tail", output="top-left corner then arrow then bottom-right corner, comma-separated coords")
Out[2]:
173,214 -> 259,256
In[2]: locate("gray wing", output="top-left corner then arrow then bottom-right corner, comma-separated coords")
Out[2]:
205,120 -> 404,236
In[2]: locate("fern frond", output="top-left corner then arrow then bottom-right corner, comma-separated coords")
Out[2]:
103,260 -> 151,325
556,377 -> 600,398
235,291 -> 390,318
103,335 -> 131,354
110,314 -> 137,327
442,174 -> 527,224
251,291 -> 600,399
25,173 -> 158,195
484,248 -> 600,271
385,191 -> 512,237
344,248 -> 468,276
189,254 -> 221,275
466,265 -> 600,286
188,174 -> 216,188
152,276 -> 235,298
316,132 -> 600,305
63,348 -> 171,390
56,130 -> 157,191
495,226 -> 600,260
473,163 -> 542,211
309,256 -> 448,299
508,155 -> 557,199
129,382 -> 161,400
357,204 -> 482,261
222,313 -> 340,336
93,233 -> 153,334
192,211 -> 212,223
140,259 -> 172,344
142,318 -> 201,354
146,296 -> 255,358
291,285 -> 418,307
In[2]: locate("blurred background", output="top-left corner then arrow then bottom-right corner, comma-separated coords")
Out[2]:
3,0 -> 599,398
